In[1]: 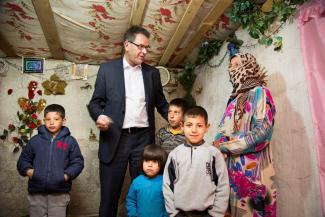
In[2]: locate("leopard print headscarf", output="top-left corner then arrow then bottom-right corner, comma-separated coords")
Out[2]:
228,53 -> 267,131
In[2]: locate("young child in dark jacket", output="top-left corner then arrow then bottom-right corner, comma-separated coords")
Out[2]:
17,104 -> 84,217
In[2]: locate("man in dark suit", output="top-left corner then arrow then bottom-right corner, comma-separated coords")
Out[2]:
88,26 -> 169,217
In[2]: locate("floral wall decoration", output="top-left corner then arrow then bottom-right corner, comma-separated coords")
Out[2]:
0,80 -> 46,152
42,73 -> 68,95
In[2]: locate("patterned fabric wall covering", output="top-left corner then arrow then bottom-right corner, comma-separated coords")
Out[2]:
0,0 -> 236,65
0,0 -> 51,58
0,49 -> 6,58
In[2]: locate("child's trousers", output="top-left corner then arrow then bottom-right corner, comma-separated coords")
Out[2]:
28,193 -> 70,217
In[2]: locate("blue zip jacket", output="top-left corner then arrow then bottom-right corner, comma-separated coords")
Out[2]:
17,125 -> 84,193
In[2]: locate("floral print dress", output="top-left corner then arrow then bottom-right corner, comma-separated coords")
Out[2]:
215,86 -> 276,217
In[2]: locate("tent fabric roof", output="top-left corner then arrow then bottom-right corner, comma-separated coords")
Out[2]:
0,0 -> 237,66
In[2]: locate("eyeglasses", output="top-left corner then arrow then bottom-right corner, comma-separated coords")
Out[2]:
128,41 -> 150,51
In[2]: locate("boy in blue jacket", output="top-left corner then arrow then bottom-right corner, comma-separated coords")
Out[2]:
17,104 -> 84,217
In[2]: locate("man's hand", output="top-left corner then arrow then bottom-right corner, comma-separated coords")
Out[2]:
64,174 -> 69,182
26,169 -> 34,179
96,115 -> 113,131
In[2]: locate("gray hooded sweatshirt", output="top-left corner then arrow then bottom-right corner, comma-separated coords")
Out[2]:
163,142 -> 229,217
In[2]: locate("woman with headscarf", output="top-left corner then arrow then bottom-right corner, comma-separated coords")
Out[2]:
214,53 -> 276,217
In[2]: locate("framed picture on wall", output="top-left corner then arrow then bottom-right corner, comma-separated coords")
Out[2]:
71,63 -> 88,80
22,57 -> 45,73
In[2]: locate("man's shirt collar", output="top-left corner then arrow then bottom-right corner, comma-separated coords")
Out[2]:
123,56 -> 142,70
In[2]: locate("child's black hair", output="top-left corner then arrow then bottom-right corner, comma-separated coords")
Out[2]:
183,106 -> 208,124
169,98 -> 189,113
140,144 -> 168,175
44,104 -> 65,118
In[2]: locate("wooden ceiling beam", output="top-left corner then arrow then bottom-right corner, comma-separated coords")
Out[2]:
170,0 -> 233,67
31,0 -> 64,59
0,33 -> 16,57
158,0 -> 205,66
130,0 -> 148,26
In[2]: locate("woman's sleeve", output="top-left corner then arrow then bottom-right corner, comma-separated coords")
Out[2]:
221,88 -> 275,155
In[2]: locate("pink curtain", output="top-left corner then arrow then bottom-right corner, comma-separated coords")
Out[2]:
298,0 -> 325,215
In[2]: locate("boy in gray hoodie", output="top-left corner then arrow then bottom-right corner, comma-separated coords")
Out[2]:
163,106 -> 229,217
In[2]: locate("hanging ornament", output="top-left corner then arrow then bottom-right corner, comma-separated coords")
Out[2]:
42,73 -> 68,95
37,99 -> 47,114
227,42 -> 239,58
55,64 -> 71,81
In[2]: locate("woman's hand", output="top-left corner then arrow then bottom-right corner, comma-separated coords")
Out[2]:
213,140 -> 221,149
214,140 -> 228,160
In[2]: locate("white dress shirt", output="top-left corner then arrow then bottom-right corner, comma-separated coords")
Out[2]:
122,57 -> 149,128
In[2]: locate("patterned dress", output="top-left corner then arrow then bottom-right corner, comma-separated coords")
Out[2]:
215,86 -> 276,217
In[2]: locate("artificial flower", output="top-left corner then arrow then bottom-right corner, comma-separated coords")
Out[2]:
0,80 -> 46,151
12,137 -> 19,144
8,124 -> 16,132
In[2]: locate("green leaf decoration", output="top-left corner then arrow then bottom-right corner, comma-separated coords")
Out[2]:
196,39 -> 223,66
21,135 -> 29,144
273,36 -> 283,51
18,139 -> 24,147
249,28 -> 260,39
230,0 -> 307,48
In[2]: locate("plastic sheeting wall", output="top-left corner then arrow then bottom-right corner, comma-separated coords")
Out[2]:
193,20 -> 323,217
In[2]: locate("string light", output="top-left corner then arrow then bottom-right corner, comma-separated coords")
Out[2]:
207,51 -> 228,68
2,59 -> 98,81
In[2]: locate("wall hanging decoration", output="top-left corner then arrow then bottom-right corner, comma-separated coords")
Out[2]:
80,82 -> 92,90
0,81 -> 46,152
156,66 -> 171,87
55,63 -> 71,81
7,89 -> 13,95
42,73 -> 68,95
22,57 -> 45,73
166,68 -> 181,87
71,63 -> 88,80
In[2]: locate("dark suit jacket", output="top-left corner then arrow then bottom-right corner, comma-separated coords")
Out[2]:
88,58 -> 169,164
